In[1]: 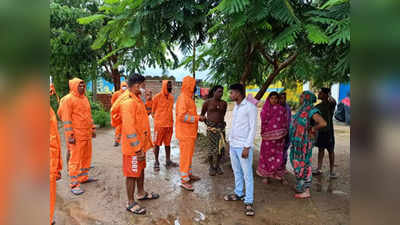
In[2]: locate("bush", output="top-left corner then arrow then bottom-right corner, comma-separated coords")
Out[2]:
88,96 -> 110,128
92,109 -> 110,128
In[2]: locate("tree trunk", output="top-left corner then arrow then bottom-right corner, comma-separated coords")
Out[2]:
92,78 -> 97,102
240,59 -> 252,85
240,43 -> 255,84
112,68 -> 121,91
192,41 -> 196,79
254,69 -> 280,100
254,51 -> 298,100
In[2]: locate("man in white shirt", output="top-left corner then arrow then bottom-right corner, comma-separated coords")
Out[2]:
223,83 -> 257,216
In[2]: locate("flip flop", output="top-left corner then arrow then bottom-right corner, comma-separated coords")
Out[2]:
180,183 -> 194,191
126,202 -> 146,215
312,169 -> 322,176
245,204 -> 255,216
137,192 -> 160,201
224,193 -> 244,201
294,193 -> 311,199
154,162 -> 160,171
71,187 -> 84,196
51,221 -> 55,225
81,178 -> 98,184
189,175 -> 201,183
165,160 -> 179,168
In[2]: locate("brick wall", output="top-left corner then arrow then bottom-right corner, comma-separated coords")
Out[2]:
96,93 -> 112,111
96,80 -> 182,111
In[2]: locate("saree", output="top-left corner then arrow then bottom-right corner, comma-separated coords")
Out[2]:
289,91 -> 320,193
256,98 -> 288,179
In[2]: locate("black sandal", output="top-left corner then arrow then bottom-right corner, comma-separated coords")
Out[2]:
165,160 -> 179,168
154,162 -> 160,171
137,192 -> 160,201
126,202 -> 146,215
224,193 -> 244,201
245,204 -> 255,216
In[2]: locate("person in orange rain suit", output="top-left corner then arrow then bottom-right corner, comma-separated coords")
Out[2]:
120,74 -> 159,215
151,80 -> 178,171
60,78 -> 97,195
57,81 -> 74,169
49,107 -> 62,225
111,81 -> 128,147
144,90 -> 153,115
175,76 -> 205,191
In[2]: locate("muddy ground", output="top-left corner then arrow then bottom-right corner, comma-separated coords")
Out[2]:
55,108 -> 350,225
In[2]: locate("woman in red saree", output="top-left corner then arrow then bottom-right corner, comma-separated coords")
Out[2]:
256,92 -> 288,183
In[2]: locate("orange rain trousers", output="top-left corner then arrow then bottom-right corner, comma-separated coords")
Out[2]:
114,125 -> 122,143
69,139 -> 92,187
179,138 -> 196,183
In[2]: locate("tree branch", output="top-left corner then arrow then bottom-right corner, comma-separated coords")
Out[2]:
278,51 -> 298,71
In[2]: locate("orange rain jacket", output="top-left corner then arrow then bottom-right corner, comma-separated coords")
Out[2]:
111,81 -> 128,105
152,80 -> 174,128
175,76 -> 199,140
110,90 -> 130,128
121,92 -> 153,155
60,78 -> 94,141
49,107 -> 62,225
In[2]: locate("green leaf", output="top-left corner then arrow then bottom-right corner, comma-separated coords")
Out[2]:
104,0 -> 120,4
305,24 -> 329,44
77,14 -> 105,25
321,0 -> 348,9
273,25 -> 301,51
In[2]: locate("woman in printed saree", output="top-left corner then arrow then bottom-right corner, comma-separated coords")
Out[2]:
256,92 -> 288,183
289,91 -> 327,199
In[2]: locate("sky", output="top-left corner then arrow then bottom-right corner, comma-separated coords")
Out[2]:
142,46 -> 210,81
143,66 -> 209,81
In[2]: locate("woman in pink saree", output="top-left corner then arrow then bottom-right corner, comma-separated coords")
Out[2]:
256,92 -> 288,183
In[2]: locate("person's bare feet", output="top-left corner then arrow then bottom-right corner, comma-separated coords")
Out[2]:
262,178 -> 269,184
294,189 -> 311,199
189,175 -> 201,182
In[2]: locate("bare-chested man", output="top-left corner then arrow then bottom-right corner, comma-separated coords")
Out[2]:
201,85 -> 227,176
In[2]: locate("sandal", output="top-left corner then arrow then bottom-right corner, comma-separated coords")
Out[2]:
154,162 -> 160,172
126,202 -> 146,215
224,193 -> 244,201
216,166 -> 224,175
137,192 -> 160,201
180,182 -> 194,191
294,191 -> 311,199
209,167 -> 217,176
189,175 -> 201,183
81,178 -> 98,184
244,204 -> 255,216
71,187 -> 84,196
312,169 -> 322,176
165,160 -> 179,168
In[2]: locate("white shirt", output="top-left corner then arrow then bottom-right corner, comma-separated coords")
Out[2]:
229,99 -> 258,148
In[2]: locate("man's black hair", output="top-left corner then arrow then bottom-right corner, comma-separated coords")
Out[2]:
128,73 -> 145,87
229,83 -> 245,97
320,87 -> 331,95
208,85 -> 224,99
280,92 -> 287,96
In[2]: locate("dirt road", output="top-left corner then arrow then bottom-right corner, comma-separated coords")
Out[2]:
55,109 -> 350,225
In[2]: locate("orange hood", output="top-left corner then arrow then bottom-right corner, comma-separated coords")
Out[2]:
69,78 -> 85,97
181,76 -> 196,98
120,81 -> 128,90
162,80 -> 170,96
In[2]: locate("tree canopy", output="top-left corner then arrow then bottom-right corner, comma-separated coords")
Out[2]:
54,0 -> 350,99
